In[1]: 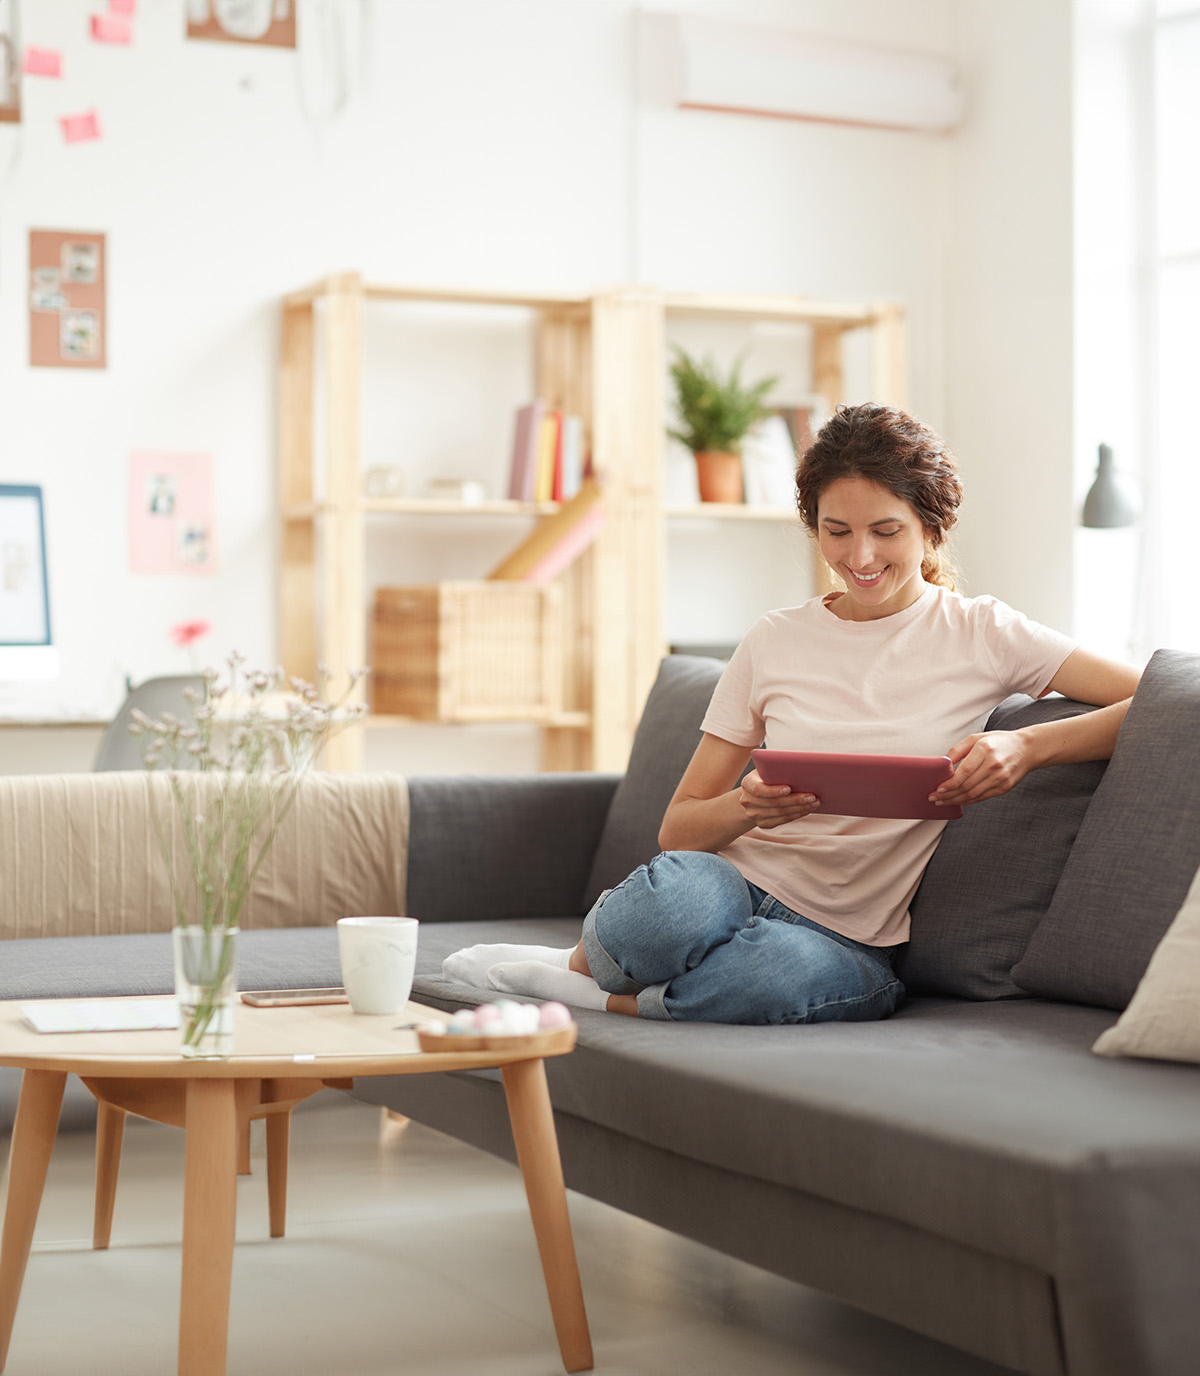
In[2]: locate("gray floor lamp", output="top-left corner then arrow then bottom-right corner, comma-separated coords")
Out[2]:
1080,443 -> 1142,663
1082,443 -> 1139,528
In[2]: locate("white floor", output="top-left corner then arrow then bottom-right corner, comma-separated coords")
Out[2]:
1,1094 -> 1013,1376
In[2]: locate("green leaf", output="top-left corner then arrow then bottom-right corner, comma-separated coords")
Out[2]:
667,347 -> 779,455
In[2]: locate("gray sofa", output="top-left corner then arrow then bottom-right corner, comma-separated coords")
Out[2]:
4,651 -> 1200,1376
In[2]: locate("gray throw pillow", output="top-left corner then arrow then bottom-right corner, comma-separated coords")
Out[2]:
1012,649 -> 1200,1010
581,655 -> 726,910
895,695 -> 1105,999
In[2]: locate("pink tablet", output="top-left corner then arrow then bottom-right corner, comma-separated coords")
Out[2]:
750,750 -> 963,821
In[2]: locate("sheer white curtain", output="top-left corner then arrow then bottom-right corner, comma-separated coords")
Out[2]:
1150,1 -> 1200,652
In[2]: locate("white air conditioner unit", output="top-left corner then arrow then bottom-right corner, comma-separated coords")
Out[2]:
639,12 -> 963,135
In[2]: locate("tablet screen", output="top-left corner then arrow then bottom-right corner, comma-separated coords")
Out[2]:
750,750 -> 962,821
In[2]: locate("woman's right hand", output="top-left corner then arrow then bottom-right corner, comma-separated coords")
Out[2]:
737,770 -> 821,829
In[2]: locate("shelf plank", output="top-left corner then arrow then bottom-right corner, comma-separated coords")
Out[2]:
662,291 -> 878,327
362,498 -> 560,516
363,284 -> 591,312
666,504 -> 798,522
282,500 -> 564,520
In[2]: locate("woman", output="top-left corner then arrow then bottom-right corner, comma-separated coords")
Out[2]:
445,405 -> 1141,1024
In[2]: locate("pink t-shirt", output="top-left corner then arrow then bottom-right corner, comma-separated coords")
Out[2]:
700,584 -> 1076,946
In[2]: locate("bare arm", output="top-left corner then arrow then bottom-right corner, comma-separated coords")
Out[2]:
934,648 -> 1142,808
658,732 -> 822,852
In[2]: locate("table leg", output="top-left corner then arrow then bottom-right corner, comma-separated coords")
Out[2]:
262,1081 -> 290,1239
0,1069 -> 66,1373
179,1078 -> 237,1376
93,1100 -> 127,1250
500,1058 -> 593,1373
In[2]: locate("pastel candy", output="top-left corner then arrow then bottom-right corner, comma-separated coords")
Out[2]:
538,1002 -> 572,1029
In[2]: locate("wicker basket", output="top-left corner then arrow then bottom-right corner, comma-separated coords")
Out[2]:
371,582 -> 564,721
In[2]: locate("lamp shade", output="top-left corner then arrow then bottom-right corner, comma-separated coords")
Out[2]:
1082,444 -> 1139,528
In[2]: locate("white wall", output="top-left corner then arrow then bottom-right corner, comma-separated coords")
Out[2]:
2,0 -> 1086,772
942,0 -> 1075,631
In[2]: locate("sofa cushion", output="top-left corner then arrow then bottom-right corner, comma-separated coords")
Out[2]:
407,774 -> 617,924
0,927 -> 343,1001
1093,860 -> 1200,1064
895,695 -> 1105,999
417,916 -> 1200,1285
581,655 -> 726,910
0,772 -> 409,940
1013,649 -> 1200,1010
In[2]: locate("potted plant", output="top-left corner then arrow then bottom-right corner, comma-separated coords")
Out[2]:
668,347 -> 779,503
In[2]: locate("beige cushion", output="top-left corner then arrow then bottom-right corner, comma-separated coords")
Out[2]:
1093,863 -> 1200,1063
0,771 -> 409,940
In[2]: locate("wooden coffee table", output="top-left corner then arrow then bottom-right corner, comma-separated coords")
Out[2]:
0,997 -> 592,1375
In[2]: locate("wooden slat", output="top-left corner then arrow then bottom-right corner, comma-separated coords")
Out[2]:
279,301 -> 317,682
809,324 -> 846,598
361,498 -> 560,516
665,504 -> 798,521
870,299 -> 908,406
364,283 -> 590,311
320,275 -> 365,771
664,290 -> 874,326
535,309 -> 596,770
589,290 -> 667,772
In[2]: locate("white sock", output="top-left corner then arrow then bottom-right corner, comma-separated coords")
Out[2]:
487,960 -> 611,1012
442,942 -> 573,989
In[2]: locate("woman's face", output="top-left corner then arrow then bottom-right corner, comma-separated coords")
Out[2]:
816,477 -> 932,621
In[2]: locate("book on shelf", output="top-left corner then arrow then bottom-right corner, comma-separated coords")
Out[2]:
507,400 -> 545,501
507,402 -> 586,504
535,411 -> 561,503
742,401 -> 825,507
487,478 -> 606,584
559,413 -> 585,500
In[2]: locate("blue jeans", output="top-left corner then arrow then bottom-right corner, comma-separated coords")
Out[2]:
580,851 -> 905,1025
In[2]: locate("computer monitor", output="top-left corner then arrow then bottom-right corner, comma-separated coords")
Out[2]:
0,484 -> 59,684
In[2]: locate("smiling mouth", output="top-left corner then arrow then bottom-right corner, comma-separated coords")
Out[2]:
848,567 -> 886,586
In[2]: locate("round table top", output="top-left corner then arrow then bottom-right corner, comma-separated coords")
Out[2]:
0,997 -> 576,1079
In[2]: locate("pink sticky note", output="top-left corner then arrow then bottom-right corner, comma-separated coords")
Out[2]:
108,0 -> 137,12
22,47 -> 63,77
90,13 -> 133,43
60,110 -> 101,143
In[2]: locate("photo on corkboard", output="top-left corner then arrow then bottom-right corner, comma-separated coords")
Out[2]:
186,0 -> 296,48
130,452 -> 218,576
29,230 -> 107,369
0,5 -> 20,126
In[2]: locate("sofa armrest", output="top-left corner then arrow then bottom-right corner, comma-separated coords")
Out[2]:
405,773 -> 620,923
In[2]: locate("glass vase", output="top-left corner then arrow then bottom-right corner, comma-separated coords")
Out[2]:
173,924 -> 239,1059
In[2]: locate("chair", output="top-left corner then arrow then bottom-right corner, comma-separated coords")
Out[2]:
92,675 -> 206,771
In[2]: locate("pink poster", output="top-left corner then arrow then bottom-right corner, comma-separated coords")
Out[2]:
130,452 -> 217,575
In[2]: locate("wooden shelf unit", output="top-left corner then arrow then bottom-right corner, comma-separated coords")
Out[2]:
278,276 -> 905,772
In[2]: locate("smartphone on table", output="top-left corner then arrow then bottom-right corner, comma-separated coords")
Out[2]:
241,987 -> 349,1007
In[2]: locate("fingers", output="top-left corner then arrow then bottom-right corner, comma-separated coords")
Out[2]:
932,733 -> 1030,807
739,772 -> 819,828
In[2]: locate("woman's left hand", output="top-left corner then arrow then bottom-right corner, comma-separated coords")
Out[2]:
931,730 -> 1036,807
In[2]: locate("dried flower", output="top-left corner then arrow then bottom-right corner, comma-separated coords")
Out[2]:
130,657 -> 368,1052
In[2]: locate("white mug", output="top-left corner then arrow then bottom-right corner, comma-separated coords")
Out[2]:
337,917 -> 419,1015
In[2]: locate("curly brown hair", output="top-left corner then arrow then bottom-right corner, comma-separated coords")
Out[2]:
795,403 -> 963,590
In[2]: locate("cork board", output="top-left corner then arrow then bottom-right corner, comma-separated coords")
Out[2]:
186,1 -> 296,48
29,229 -> 107,369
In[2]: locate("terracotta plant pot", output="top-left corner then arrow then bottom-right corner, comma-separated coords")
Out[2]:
694,450 -> 743,504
